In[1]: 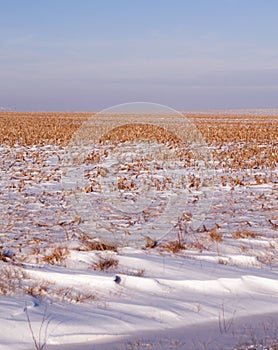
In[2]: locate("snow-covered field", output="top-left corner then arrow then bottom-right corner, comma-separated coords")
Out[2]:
0,112 -> 277,349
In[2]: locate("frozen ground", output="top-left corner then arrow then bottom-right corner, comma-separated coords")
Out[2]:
0,115 -> 277,349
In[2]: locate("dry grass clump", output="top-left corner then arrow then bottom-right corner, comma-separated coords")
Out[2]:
24,283 -> 51,298
0,263 -> 96,303
0,265 -> 50,298
144,237 -> 158,249
159,240 -> 186,253
93,256 -> 119,271
42,247 -> 69,265
0,265 -> 27,296
25,282 -> 96,303
78,234 -> 118,252
232,230 -> 258,239
218,258 -> 228,265
208,228 -> 223,242
126,268 -> 145,277
187,241 -> 207,252
57,288 -> 96,303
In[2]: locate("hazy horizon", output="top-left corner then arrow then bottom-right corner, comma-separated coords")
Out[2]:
1,0 -> 278,111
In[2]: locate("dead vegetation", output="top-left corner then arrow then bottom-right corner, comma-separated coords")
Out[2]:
0,265 -> 26,296
78,234 -> 118,252
232,230 -> 258,239
208,228 -> 223,242
42,247 -> 69,265
0,112 -> 90,146
0,264 -> 96,303
159,240 -> 186,253
100,123 -> 181,145
93,256 -> 119,271
0,111 -> 277,295
1,112 -> 277,171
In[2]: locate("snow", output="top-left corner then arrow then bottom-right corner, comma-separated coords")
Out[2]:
0,250 -> 278,349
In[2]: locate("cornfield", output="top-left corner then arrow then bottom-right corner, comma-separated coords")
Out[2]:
0,111 -> 277,266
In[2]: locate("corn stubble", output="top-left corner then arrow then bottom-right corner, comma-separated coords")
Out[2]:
0,111 -> 278,297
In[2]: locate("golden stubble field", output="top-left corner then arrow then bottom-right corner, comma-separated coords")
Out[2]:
1,111 -> 278,146
0,111 -> 278,300
1,111 -> 277,175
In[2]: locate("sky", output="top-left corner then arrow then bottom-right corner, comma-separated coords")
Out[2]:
1,0 -> 278,111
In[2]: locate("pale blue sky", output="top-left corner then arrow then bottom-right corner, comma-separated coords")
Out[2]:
1,0 -> 278,111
